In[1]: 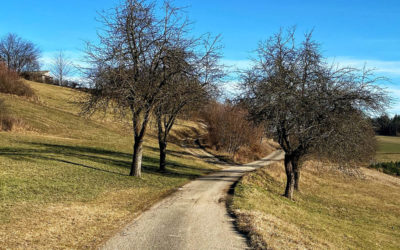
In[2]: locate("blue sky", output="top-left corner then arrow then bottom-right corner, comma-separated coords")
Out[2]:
1,0 -> 400,113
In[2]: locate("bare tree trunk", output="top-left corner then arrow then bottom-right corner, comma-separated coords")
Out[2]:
294,165 -> 300,191
130,136 -> 144,177
159,140 -> 167,171
292,155 -> 301,191
129,109 -> 150,177
284,154 -> 295,199
156,114 -> 167,171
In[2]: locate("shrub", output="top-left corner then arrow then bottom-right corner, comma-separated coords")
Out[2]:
201,102 -> 264,154
0,115 -> 17,131
369,162 -> 400,176
0,62 -> 35,98
0,99 -> 20,131
199,101 -> 274,163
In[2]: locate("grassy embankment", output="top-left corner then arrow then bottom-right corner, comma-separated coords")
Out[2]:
232,137 -> 400,249
0,81 -> 219,249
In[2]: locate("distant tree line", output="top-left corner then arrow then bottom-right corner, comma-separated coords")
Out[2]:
371,114 -> 400,136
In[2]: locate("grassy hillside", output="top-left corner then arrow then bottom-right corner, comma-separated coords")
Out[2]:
232,162 -> 400,249
0,81 -> 219,248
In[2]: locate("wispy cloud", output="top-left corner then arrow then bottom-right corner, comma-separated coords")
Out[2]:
39,50 -> 87,82
218,59 -> 253,99
222,57 -> 400,78
40,50 -> 86,70
221,59 -> 253,71
221,57 -> 400,114
328,57 -> 400,76
330,57 -> 400,115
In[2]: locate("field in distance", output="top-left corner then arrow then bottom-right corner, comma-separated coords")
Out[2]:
376,135 -> 400,162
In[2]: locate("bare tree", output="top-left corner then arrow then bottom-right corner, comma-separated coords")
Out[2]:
154,40 -> 223,171
82,0 -> 222,177
51,51 -> 73,86
241,28 -> 388,199
0,33 -> 41,73
155,76 -> 209,171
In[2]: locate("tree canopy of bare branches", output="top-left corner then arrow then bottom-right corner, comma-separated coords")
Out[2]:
0,33 -> 41,73
155,74 -> 214,171
51,51 -> 73,86
82,0 -> 223,177
241,28 -> 388,199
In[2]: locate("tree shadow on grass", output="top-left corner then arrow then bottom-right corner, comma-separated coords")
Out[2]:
145,145 -> 202,158
0,142 -> 209,179
146,144 -> 227,168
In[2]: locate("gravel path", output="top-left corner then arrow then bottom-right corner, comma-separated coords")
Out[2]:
101,150 -> 284,250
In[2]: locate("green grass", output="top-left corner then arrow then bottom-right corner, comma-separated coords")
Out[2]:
0,81 -> 219,248
232,163 -> 400,249
373,136 -> 400,176
376,135 -> 400,162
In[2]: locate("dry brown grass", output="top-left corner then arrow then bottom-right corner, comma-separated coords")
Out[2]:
203,139 -> 278,165
0,115 -> 26,132
0,99 -> 27,132
0,129 -> 218,249
167,119 -> 278,164
0,188 -> 174,249
232,161 -> 400,249
233,139 -> 279,164
0,80 -> 219,249
0,63 -> 35,98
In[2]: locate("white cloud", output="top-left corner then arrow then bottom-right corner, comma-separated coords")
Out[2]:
326,56 -> 400,115
328,57 -> 400,76
221,59 -> 253,71
222,57 -> 400,77
214,59 -> 252,99
40,50 -> 86,70
221,57 -> 400,114
219,81 -> 240,98
39,50 -> 88,82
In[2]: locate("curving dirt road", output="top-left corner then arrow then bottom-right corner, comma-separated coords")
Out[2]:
101,150 -> 284,250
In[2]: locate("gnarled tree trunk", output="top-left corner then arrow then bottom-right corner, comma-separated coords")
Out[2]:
293,156 -> 300,191
156,111 -> 178,172
159,140 -> 167,171
156,113 -> 168,172
129,108 -> 150,177
294,167 -> 300,191
284,154 -> 295,199
130,136 -> 144,177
